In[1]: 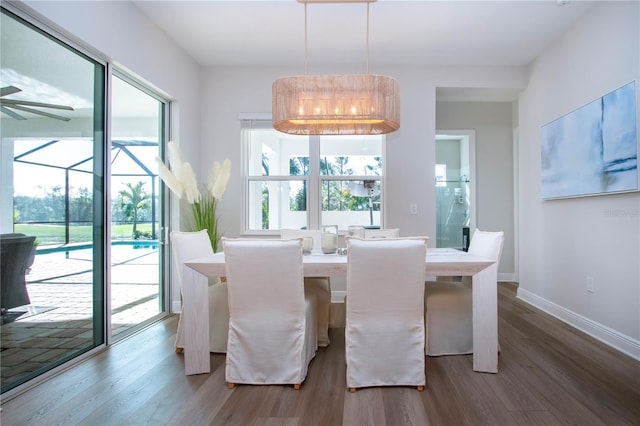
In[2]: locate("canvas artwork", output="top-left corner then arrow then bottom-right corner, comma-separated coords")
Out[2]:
541,81 -> 638,199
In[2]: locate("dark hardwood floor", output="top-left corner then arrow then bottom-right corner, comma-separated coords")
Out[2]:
1,283 -> 639,425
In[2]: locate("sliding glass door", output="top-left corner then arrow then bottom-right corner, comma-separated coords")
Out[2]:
1,6 -> 169,395
110,75 -> 166,339
1,8 -> 106,393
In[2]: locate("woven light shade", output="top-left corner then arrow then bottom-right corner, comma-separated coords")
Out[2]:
272,74 -> 400,135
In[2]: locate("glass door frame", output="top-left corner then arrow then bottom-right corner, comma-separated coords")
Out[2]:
435,129 -> 477,249
106,70 -> 171,345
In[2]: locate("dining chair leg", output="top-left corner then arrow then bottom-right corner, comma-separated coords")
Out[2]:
349,387 -> 356,393
417,386 -> 424,392
293,384 -> 301,390
227,382 -> 235,389
175,347 -> 183,354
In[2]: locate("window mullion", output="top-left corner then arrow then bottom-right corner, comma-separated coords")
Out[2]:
308,136 -> 320,229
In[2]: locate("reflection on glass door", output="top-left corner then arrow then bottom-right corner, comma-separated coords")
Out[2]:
436,178 -> 471,249
435,133 -> 475,250
110,75 -> 166,339
1,8 -> 105,394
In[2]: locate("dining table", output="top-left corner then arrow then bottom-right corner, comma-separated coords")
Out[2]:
181,247 -> 498,376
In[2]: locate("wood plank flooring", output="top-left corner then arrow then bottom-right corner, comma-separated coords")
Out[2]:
1,283 -> 639,426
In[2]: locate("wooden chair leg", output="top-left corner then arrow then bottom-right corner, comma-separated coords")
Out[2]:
227,382 -> 235,389
349,387 -> 356,393
293,384 -> 301,390
175,347 -> 184,354
417,385 -> 424,392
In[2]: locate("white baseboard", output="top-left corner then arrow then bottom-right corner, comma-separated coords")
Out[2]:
517,288 -> 640,361
498,272 -> 515,282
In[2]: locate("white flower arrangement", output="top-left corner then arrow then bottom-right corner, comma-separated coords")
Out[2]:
155,141 -> 231,252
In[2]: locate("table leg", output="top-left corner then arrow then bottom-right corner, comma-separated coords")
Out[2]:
183,265 -> 210,375
472,263 -> 498,373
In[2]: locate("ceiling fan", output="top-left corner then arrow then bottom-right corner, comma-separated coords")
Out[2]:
1,85 -> 74,121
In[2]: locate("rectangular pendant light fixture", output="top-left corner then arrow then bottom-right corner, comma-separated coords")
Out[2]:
272,0 -> 400,135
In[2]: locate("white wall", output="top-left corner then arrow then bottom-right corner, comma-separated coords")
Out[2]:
202,65 -> 526,240
436,101 -> 515,280
200,65 -> 526,293
19,0 -> 203,309
518,1 -> 640,358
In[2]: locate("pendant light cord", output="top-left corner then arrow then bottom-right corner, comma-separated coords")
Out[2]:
304,2 -> 308,75
304,1 -> 371,74
366,1 -> 370,74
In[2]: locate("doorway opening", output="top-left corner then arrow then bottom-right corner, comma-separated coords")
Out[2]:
435,131 -> 476,250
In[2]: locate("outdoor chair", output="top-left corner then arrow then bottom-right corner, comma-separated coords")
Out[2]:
1,234 -> 36,312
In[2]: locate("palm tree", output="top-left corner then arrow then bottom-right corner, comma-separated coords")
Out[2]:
118,181 -> 150,238
290,156 -> 309,211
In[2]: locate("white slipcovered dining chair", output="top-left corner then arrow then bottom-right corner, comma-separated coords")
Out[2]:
345,237 -> 428,392
424,229 -> 504,356
342,228 -> 401,306
363,228 -> 400,239
222,237 -> 317,389
170,230 -> 229,353
280,229 -> 332,347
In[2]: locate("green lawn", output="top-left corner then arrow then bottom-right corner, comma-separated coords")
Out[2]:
14,223 -> 155,246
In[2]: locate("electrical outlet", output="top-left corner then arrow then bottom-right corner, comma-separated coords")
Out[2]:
586,276 -> 595,293
410,203 -> 418,215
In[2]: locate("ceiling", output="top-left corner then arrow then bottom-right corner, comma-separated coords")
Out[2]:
132,0 -> 596,68
0,0 -> 598,121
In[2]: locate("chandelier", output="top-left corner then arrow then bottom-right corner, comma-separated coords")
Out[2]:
272,0 -> 400,135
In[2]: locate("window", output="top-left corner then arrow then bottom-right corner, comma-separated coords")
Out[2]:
242,119 -> 384,233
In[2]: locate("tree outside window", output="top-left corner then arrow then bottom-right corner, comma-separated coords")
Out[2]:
243,121 -> 384,232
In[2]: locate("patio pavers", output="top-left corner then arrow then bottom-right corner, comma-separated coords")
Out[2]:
1,244 -> 163,389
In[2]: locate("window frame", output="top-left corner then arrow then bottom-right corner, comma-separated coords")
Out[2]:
241,118 -> 386,235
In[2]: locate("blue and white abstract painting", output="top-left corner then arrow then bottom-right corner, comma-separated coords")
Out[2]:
541,81 -> 638,199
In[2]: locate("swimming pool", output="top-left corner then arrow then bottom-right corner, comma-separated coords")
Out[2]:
29,240 -> 160,284
36,239 -> 159,255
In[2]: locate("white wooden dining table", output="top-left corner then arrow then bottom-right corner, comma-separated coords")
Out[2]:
181,247 -> 498,376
